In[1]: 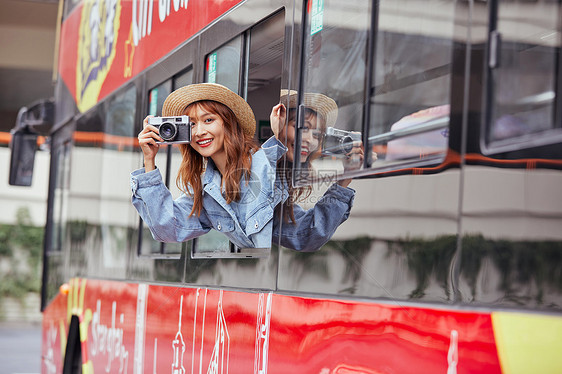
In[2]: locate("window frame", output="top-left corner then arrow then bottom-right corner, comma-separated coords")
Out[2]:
481,0 -> 562,156
192,10 -> 286,259
291,0 -> 458,187
138,67 -> 195,258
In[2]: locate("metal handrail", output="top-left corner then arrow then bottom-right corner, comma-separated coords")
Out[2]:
368,115 -> 449,144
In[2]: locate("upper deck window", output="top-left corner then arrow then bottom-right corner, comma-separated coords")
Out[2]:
292,0 -> 455,185
205,36 -> 243,94
485,0 -> 562,152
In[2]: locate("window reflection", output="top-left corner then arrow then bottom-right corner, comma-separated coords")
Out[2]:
105,85 -> 137,150
295,0 -> 371,183
368,0 -> 453,166
487,0 -> 560,145
205,36 -> 242,93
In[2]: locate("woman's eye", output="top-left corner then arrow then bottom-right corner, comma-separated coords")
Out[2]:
204,118 -> 214,124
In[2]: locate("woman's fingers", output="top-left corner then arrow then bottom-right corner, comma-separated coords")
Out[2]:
138,124 -> 163,142
270,103 -> 286,138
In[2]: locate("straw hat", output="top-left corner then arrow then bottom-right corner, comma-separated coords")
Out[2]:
280,89 -> 338,127
162,83 -> 256,137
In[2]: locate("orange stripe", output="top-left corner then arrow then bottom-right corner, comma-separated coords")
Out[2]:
0,132 -> 47,145
0,132 -> 10,144
466,153 -> 562,167
73,131 -> 139,148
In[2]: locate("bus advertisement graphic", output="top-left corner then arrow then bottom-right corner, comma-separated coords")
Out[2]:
59,0 -> 243,113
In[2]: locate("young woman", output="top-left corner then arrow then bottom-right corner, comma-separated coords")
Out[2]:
131,83 -> 286,249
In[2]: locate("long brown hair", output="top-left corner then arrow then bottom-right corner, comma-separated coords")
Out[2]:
176,100 -> 259,216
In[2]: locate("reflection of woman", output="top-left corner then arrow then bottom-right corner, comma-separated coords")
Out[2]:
131,83 -> 286,249
269,91 -> 359,251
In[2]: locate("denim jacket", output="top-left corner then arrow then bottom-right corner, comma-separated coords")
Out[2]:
131,136 -> 355,250
273,182 -> 355,252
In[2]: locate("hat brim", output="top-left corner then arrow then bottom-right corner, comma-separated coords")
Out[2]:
280,89 -> 338,127
162,83 -> 256,138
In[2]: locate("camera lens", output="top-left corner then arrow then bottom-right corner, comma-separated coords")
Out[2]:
341,135 -> 354,153
159,122 -> 177,141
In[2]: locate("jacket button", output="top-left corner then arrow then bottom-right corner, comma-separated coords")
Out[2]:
254,220 -> 259,229
217,222 -> 222,231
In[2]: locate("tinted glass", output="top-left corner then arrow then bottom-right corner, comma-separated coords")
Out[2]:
487,0 -> 561,147
141,80 -> 177,255
205,36 -> 243,93
293,0 -> 370,185
367,0 -> 453,168
278,0 -> 461,304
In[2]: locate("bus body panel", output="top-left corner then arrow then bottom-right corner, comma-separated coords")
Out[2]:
43,278 -> 508,373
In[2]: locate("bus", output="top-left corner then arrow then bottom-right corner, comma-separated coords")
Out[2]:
9,0 -> 562,372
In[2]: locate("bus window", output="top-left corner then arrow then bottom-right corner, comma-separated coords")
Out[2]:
43,138 -> 71,306
485,0 -> 561,149
366,0 -> 454,170
198,37 -> 248,257
146,79 -> 172,199
246,10 -> 284,144
193,12 -> 284,258
174,68 -> 194,90
98,86 -> 138,274
105,85 -> 137,147
50,142 -> 71,253
162,69 -> 195,255
291,0 -> 371,186
139,69 -> 194,256
140,78 -> 179,256
205,35 -> 243,93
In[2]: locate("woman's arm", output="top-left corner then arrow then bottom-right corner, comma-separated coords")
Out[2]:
137,115 -> 163,172
131,168 -> 211,242
273,183 -> 355,252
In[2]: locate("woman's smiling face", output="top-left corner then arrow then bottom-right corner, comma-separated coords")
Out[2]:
286,108 -> 322,163
186,102 -> 226,167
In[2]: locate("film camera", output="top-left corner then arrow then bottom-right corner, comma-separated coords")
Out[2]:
148,116 -> 192,144
322,127 -> 362,155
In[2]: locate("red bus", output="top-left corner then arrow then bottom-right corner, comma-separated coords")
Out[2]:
9,0 -> 562,373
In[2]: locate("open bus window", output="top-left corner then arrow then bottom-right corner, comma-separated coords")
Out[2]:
191,11 -> 284,258
139,68 -> 195,256
366,1 -> 453,170
140,77 -> 180,256
486,0 -> 561,149
164,69 -> 194,255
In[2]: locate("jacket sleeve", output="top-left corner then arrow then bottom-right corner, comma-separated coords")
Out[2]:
273,183 -> 355,252
261,136 -> 288,167
130,168 -> 211,242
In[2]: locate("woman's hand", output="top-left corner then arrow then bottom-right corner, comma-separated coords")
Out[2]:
342,136 -> 364,172
138,115 -> 163,172
338,136 -> 368,188
270,103 -> 286,140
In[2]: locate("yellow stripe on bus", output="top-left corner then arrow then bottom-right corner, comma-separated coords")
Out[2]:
492,312 -> 562,374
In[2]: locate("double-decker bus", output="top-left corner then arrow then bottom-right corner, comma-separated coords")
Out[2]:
9,0 -> 562,372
